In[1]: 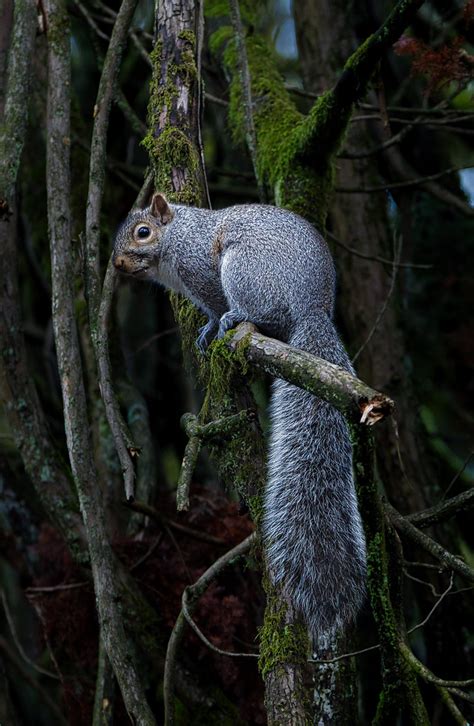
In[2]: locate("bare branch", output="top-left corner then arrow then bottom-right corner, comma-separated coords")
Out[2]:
0,591 -> 59,680
45,1 -> 155,721
328,231 -> 432,269
407,486 -> 474,530
229,0 -> 266,201
336,165 -> 468,193
352,233 -> 401,363
406,572 -> 454,635
385,501 -> 474,584
123,499 -> 229,546
163,533 -> 256,725
181,590 -> 259,658
0,637 -> 68,725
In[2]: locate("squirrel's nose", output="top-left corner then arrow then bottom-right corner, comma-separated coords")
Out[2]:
113,255 -> 126,270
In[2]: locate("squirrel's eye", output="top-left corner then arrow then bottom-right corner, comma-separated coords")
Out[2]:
137,225 -> 151,239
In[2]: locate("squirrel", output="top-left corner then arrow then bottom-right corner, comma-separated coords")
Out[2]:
113,192 -> 367,636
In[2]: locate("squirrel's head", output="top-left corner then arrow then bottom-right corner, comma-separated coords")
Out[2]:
113,192 -> 174,279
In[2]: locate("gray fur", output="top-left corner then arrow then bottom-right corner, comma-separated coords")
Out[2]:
114,196 -> 367,636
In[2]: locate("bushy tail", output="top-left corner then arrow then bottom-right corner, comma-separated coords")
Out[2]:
262,309 -> 366,636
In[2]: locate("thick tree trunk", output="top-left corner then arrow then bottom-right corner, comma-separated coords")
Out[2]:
294,0 -> 430,515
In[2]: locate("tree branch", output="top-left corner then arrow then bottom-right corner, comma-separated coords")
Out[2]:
45,1 -> 155,722
226,323 -> 394,424
97,259 -> 138,500
298,0 -> 425,162
229,0 -> 266,201
163,533 -> 256,725
0,0 -> 87,556
407,487 -> 474,529
85,0 -> 138,320
385,501 -> 474,584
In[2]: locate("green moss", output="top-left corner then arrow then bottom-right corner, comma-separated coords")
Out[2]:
258,582 -> 309,679
143,125 -> 201,203
170,293 -> 206,371
209,25 -> 233,55
219,32 -> 335,230
197,331 -> 264,503
45,4 -> 69,54
204,0 -> 230,18
142,41 -> 201,204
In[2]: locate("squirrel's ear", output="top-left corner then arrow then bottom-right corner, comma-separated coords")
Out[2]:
150,193 -> 174,224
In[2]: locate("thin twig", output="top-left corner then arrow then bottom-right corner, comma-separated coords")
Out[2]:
181,589 -> 259,657
1,591 -> 59,679
312,572 -> 454,665
406,572 -> 454,635
163,533 -> 256,725
130,535 -> 163,571
73,0 -> 109,40
123,499 -> 229,546
25,582 -> 88,594
229,0 -> 266,202
336,165 -> 467,193
0,637 -> 68,724
441,451 -> 474,500
205,91 -> 229,107
386,501 -> 474,584
328,230 -> 432,269
352,232 -> 402,363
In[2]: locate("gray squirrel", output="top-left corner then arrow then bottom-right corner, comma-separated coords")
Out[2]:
113,192 -> 367,636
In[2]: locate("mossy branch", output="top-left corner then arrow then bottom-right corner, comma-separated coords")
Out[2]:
297,0 -> 425,163
227,323 -> 394,425
176,410 -> 255,510
219,0 -> 424,229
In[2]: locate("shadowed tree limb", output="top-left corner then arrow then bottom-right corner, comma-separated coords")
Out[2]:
0,0 -> 87,556
385,501 -> 474,583
45,0 -> 155,722
85,0 -> 139,319
163,533 -> 256,725
296,0 -> 425,164
407,488 -> 474,529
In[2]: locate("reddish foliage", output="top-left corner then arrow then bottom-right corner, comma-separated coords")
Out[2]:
31,491 -> 264,723
29,525 -> 98,725
393,34 -> 474,94
464,0 -> 474,24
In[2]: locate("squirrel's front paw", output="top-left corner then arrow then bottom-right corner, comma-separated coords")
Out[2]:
196,321 -> 218,354
217,310 -> 247,339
